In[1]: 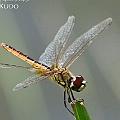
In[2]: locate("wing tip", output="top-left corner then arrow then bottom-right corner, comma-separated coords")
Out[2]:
102,18 -> 112,27
13,88 -> 17,91
13,83 -> 27,91
107,18 -> 112,25
13,85 -> 20,91
68,15 -> 75,21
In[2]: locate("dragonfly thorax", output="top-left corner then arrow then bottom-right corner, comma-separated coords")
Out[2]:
70,75 -> 86,92
50,68 -> 86,92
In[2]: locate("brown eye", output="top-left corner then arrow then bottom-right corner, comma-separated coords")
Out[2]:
73,75 -> 84,87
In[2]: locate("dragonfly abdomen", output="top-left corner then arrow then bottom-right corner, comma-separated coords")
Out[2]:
1,43 -> 49,70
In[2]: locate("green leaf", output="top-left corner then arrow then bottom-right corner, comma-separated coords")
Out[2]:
71,99 -> 91,120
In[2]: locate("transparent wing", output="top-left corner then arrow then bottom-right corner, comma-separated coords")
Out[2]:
0,63 -> 38,73
38,16 -> 75,67
60,18 -> 112,68
0,63 -> 31,69
13,75 -> 48,91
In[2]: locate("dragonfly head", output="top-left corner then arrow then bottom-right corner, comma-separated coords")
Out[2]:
70,75 -> 87,92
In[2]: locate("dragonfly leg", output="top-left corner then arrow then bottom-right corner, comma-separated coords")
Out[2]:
66,90 -> 72,103
64,89 -> 74,115
70,88 -> 75,101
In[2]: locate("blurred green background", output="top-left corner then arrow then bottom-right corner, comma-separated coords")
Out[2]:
0,0 -> 120,120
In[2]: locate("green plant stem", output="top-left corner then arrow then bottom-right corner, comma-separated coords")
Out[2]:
71,99 -> 91,120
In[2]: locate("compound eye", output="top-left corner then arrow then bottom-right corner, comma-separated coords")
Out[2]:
73,75 -> 84,87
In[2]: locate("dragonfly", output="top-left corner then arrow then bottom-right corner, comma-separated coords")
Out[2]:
0,16 -> 112,114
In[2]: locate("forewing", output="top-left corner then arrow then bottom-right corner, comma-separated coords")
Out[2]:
0,63 -> 31,69
60,18 -> 112,68
38,16 -> 75,67
0,63 -> 38,73
13,75 -> 48,91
